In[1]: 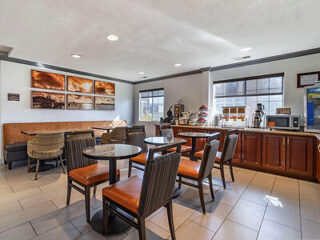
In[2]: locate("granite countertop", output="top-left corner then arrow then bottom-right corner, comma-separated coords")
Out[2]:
154,123 -> 320,139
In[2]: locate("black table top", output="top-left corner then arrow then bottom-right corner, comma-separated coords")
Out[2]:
82,144 -> 142,160
144,136 -> 186,146
178,132 -> 218,138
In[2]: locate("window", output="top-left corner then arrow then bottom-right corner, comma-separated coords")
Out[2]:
139,89 -> 164,122
214,73 -> 284,114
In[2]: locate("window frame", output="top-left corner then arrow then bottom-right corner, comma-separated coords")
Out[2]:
138,88 -> 164,122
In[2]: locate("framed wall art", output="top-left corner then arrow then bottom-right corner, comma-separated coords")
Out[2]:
94,96 -> 115,110
31,91 -> 65,109
297,71 -> 320,88
31,70 -> 65,91
67,94 -> 94,110
67,76 -> 93,93
94,80 -> 115,96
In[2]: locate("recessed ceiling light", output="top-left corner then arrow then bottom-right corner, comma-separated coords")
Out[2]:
107,34 -> 119,41
71,54 -> 81,59
241,47 -> 252,52
174,63 -> 182,67
138,72 -> 145,75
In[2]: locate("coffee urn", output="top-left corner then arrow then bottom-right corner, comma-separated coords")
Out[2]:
253,103 -> 265,128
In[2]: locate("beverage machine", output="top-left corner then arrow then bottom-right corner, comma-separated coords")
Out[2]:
305,86 -> 320,132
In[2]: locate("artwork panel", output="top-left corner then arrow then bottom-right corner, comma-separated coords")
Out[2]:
67,76 -> 93,93
67,94 -> 94,110
31,70 -> 65,91
94,96 -> 115,110
31,91 -> 65,109
94,80 -> 115,96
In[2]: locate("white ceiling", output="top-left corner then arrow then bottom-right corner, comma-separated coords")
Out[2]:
0,0 -> 319,82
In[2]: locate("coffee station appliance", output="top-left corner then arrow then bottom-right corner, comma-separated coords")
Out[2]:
252,103 -> 265,128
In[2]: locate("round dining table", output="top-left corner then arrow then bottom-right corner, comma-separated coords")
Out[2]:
82,144 -> 142,235
178,132 -> 220,161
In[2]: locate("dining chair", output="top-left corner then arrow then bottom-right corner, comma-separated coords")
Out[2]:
159,125 -> 192,154
65,130 -> 94,140
65,136 -> 120,223
127,131 -> 161,177
27,133 -> 65,180
102,142 -> 182,240
177,139 -> 220,214
195,130 -> 238,189
127,125 -> 145,134
101,127 -> 127,144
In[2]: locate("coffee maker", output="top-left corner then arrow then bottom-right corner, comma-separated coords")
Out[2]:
253,103 -> 265,128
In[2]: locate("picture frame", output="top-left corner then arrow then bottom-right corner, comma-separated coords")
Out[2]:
67,94 -> 94,110
31,70 -> 65,91
94,96 -> 115,110
31,91 -> 65,109
94,80 -> 115,96
67,76 -> 93,93
297,71 -> 320,88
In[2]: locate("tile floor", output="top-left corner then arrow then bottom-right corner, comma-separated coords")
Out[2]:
0,162 -> 320,240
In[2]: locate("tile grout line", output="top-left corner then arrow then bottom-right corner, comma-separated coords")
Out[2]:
29,221 -> 39,237
210,170 -> 258,240
254,174 -> 277,240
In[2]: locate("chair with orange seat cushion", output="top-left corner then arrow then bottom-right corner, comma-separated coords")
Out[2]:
177,139 -> 220,214
195,130 -> 238,189
65,136 -> 120,223
102,142 -> 182,240
159,125 -> 192,154
127,131 -> 161,177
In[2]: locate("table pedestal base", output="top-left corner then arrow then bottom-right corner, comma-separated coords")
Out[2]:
173,187 -> 181,199
91,209 -> 132,235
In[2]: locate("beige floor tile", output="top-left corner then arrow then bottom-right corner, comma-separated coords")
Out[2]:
0,210 -> 26,232
265,201 -> 301,230
0,185 -> 14,197
70,208 -> 100,235
212,220 -> 257,240
299,180 -> 320,202
258,219 -> 301,240
302,218 -> 320,240
34,222 -> 81,240
0,200 -> 22,217
176,186 -> 213,209
122,221 -> 169,240
214,189 -> 241,207
227,199 -> 266,231
79,229 -> 126,240
301,198 -> 320,224
190,202 -> 232,232
270,187 -> 300,206
23,201 -> 58,222
175,220 -> 215,240
51,191 -> 83,209
0,222 -> 36,240
20,194 -> 50,209
241,187 -> 270,207
150,202 -> 195,231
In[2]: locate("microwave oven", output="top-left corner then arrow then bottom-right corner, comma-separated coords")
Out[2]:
266,115 -> 300,130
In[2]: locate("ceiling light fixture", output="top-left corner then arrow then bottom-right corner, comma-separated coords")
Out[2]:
138,72 -> 145,75
174,63 -> 182,67
241,47 -> 252,52
107,34 -> 119,41
71,54 -> 81,59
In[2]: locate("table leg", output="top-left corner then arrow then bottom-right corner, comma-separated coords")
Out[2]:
190,138 -> 197,161
90,159 -> 132,235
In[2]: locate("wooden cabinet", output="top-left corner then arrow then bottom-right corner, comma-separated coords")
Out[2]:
233,132 -> 241,163
286,136 -> 313,178
241,132 -> 262,167
262,134 -> 286,172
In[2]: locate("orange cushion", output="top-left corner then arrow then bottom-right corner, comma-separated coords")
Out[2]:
69,164 -> 120,185
168,145 -> 192,153
102,175 -> 142,213
130,152 -> 161,165
178,158 -> 201,178
215,151 -> 221,163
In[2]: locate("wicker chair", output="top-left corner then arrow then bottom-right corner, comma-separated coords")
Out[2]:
27,133 -> 65,180
65,137 -> 120,223
127,131 -> 161,177
65,130 -> 94,140
102,142 -> 182,240
159,125 -> 192,154
195,130 -> 238,189
100,127 -> 127,144
127,125 -> 145,134
177,139 -> 220,214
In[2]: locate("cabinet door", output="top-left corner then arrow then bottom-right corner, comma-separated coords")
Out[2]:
286,136 -> 313,177
317,139 -> 320,183
262,134 -> 286,172
241,133 -> 262,167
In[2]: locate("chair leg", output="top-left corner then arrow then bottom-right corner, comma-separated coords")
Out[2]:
178,176 -> 182,189
137,216 -> 146,240
220,163 -> 226,189
56,158 -> 58,167
103,197 -> 109,236
66,178 -> 72,205
85,186 -> 91,223
208,173 -> 215,201
27,157 -> 31,173
35,160 -> 40,180
198,180 -> 206,214
166,201 -> 176,240
59,155 -> 65,174
128,160 -> 132,177
93,186 -> 97,196
229,161 -> 235,182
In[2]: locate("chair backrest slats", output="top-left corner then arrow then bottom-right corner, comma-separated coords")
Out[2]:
101,127 -> 127,144
159,126 -> 174,138
65,137 -> 96,172
126,132 -> 148,153
220,134 -> 238,163
199,140 -> 220,179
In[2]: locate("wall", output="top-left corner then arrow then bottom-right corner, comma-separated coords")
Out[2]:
213,53 -> 320,117
133,71 -> 211,136
0,60 -> 133,156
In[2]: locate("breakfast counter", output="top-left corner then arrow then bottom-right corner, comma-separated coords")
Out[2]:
154,124 -> 320,182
